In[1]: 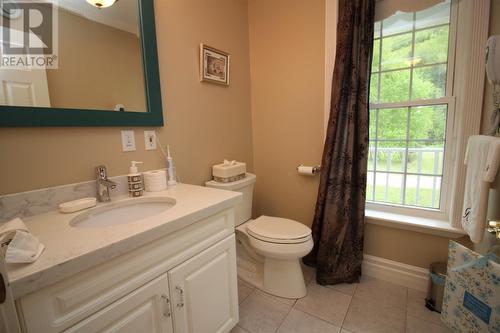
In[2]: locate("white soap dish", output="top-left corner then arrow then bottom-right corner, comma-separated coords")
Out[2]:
58,197 -> 97,214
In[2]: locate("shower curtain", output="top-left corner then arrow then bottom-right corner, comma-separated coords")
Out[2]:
303,0 -> 375,284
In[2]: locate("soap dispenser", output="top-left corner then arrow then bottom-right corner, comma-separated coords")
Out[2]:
128,161 -> 143,197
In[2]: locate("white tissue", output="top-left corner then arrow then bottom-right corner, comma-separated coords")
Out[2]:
0,218 -> 45,263
0,217 -> 28,235
5,231 -> 44,263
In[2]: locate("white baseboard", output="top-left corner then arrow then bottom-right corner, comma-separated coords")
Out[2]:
362,254 -> 429,292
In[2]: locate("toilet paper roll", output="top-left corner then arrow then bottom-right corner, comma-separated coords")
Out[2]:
143,170 -> 167,192
144,181 -> 167,192
297,165 -> 316,176
143,170 -> 167,180
143,179 -> 166,185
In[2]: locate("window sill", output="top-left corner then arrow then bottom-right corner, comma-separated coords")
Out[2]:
365,209 -> 466,238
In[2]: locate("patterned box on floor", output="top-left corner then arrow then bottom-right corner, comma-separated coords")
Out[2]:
441,241 -> 500,332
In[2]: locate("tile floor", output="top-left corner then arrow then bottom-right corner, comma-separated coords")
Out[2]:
232,266 -> 453,333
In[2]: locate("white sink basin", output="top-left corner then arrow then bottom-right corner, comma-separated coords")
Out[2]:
70,197 -> 176,228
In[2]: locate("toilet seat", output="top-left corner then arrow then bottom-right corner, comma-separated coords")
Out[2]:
246,216 -> 312,244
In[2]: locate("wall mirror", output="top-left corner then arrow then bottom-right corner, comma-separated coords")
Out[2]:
0,0 -> 163,127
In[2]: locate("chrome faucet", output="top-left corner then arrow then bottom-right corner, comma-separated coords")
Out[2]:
96,165 -> 117,202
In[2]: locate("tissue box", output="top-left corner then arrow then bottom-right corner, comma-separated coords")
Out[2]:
212,160 -> 246,183
441,241 -> 500,332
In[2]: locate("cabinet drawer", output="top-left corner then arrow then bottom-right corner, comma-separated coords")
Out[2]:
18,209 -> 234,333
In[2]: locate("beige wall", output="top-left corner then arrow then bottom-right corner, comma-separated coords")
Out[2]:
364,224 -> 452,267
248,0 -> 326,225
46,9 -> 146,111
0,0 -> 253,195
248,0 -> 498,268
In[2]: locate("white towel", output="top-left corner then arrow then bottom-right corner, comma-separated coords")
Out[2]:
483,139 -> 500,182
461,135 -> 500,243
0,218 -> 44,263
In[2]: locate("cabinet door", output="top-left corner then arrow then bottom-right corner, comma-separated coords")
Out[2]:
64,274 -> 173,333
169,235 -> 238,333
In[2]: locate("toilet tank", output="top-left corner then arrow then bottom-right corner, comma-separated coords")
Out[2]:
205,173 -> 256,226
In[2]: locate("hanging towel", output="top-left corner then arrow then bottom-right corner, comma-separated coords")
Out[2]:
483,139 -> 500,182
0,218 -> 45,263
461,135 -> 500,243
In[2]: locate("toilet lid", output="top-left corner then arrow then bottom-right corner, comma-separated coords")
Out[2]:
246,216 -> 311,243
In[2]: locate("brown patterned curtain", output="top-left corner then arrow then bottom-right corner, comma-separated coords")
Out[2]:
303,0 -> 375,284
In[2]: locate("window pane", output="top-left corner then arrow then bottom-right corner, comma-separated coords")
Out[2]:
374,21 -> 381,38
377,108 -> 407,139
368,1 -> 452,212
368,143 -> 376,171
374,172 -> 404,205
369,109 -> 377,139
409,105 -> 447,140
379,69 -> 410,103
407,141 -> 445,175
414,26 -> 449,66
415,1 -> 451,30
367,171 -> 374,201
382,11 -> 413,36
380,33 -> 412,71
405,175 -> 441,208
411,64 -> 447,100
370,74 -> 379,103
372,39 -> 380,72
376,141 -> 406,173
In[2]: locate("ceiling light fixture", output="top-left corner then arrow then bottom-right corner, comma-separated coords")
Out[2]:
86,0 -> 118,9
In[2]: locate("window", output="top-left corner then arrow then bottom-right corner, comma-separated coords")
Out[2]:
368,1 -> 455,212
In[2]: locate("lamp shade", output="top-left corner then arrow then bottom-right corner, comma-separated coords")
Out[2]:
86,0 -> 118,8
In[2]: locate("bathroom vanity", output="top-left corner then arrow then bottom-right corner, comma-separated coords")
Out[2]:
1,184 -> 241,333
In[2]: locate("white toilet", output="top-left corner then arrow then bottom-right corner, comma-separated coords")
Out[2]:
206,173 -> 313,299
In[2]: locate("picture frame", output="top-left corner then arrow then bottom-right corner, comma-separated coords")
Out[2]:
200,44 -> 230,86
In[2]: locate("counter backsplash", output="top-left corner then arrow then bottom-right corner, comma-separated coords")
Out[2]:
0,174 -> 133,222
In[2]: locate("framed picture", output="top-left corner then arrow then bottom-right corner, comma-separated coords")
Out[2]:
200,44 -> 230,85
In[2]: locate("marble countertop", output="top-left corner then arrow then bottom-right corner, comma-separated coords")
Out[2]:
6,183 -> 241,299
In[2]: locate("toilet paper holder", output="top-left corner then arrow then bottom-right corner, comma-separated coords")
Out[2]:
296,164 -> 321,175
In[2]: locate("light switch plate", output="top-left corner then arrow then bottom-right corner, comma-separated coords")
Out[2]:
121,130 -> 136,152
144,130 -> 157,150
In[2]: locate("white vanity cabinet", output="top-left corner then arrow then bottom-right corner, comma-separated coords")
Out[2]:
14,209 -> 239,333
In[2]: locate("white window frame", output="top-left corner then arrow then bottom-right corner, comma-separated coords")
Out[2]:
366,0 -> 458,222
323,0 -> 489,234
447,0 -> 490,228
363,0 -> 490,236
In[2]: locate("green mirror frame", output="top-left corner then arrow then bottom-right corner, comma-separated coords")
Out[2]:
0,0 -> 163,127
